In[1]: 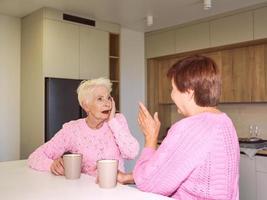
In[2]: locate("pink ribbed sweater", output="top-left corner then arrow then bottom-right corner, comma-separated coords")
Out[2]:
133,112 -> 239,200
28,114 -> 139,176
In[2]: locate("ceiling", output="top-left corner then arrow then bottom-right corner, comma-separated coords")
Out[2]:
1,0 -> 267,32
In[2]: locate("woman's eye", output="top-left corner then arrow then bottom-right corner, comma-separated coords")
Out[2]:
108,96 -> 112,101
97,97 -> 103,101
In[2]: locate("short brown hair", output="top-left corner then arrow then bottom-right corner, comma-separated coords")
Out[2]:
167,55 -> 221,106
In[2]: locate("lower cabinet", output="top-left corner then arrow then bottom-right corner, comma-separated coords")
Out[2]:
255,156 -> 267,200
240,154 -> 257,200
240,154 -> 267,200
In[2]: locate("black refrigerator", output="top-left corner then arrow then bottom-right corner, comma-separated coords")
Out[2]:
45,77 -> 85,142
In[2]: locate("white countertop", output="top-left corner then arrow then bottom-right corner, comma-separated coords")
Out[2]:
0,160 -> 171,200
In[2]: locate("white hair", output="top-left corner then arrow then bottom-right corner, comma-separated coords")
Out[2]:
77,77 -> 112,106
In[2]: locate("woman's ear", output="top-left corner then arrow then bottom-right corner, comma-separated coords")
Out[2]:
186,89 -> 195,101
81,100 -> 89,113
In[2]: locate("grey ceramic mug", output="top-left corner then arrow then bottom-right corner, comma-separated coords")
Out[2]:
63,153 -> 82,179
97,159 -> 118,188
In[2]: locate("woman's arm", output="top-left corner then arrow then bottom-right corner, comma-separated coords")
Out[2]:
28,123 -> 73,172
108,114 -> 139,159
133,121 -> 213,197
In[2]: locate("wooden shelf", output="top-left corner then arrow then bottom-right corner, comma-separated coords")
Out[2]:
110,56 -> 120,59
109,33 -> 120,110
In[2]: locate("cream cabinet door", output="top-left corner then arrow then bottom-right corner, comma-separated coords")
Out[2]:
175,22 -> 210,53
254,7 -> 267,40
145,30 -> 176,58
43,19 -> 80,79
79,26 -> 109,80
210,12 -> 253,47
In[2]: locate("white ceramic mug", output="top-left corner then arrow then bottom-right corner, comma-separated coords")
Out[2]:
97,159 -> 118,188
63,153 -> 82,179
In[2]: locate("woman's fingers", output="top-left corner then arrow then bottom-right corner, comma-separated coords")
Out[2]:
139,102 -> 152,119
50,158 -> 64,176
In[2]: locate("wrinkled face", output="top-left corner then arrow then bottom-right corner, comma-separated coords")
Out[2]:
85,86 -> 112,120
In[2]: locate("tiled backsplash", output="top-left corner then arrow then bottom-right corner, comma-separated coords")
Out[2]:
169,103 -> 267,139
218,104 -> 267,139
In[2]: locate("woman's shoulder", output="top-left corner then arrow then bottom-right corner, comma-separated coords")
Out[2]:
114,113 -> 127,122
62,118 -> 86,130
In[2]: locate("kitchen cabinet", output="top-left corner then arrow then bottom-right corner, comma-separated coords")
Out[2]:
79,25 -> 109,79
175,22 -> 210,53
43,19 -> 80,79
254,7 -> 267,40
205,45 -> 267,103
151,43 -> 267,105
239,155 -> 267,200
44,19 -> 109,79
256,156 -> 267,200
210,12 -> 253,47
252,44 -> 267,101
145,30 -> 176,58
240,154 -> 257,200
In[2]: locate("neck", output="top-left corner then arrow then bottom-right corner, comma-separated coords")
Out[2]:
187,104 -> 220,117
86,115 -> 105,129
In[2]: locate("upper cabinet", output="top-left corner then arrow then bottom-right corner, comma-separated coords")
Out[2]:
254,7 -> 267,40
210,12 -> 253,47
145,8 -> 267,58
145,30 -> 176,58
43,18 -> 109,79
175,22 -> 210,53
79,26 -> 109,80
43,19 -> 80,79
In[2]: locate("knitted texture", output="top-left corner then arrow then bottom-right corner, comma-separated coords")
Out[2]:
28,114 -> 139,176
133,112 -> 239,200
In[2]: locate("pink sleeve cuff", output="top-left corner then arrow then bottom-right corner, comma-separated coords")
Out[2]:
138,147 -> 156,161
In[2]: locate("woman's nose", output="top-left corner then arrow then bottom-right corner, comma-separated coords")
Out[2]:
104,99 -> 111,107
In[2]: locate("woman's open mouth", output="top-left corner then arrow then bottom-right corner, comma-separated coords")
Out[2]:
101,110 -> 110,115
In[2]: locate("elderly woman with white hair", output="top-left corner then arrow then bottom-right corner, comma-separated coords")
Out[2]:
28,77 -> 139,176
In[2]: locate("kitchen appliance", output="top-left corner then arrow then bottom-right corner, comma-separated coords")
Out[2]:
45,77 -> 85,142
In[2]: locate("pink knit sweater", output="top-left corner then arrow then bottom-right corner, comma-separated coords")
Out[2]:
133,112 -> 239,200
28,114 -> 139,176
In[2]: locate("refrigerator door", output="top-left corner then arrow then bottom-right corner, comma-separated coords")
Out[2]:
45,78 -> 83,142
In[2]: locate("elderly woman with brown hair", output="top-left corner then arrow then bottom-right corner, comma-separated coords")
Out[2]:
28,77 -> 139,176
118,55 -> 240,200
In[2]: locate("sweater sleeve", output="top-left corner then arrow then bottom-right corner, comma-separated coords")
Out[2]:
27,122 -> 74,171
108,113 -> 139,159
133,120 -> 213,196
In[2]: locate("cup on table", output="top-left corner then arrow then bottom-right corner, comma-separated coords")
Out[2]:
97,159 -> 118,188
63,153 -> 82,180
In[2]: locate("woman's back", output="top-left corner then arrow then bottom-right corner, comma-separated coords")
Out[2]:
174,112 -> 240,199
133,112 -> 240,200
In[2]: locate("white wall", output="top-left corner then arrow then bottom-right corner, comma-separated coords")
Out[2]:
120,28 -> 145,172
0,14 -> 21,161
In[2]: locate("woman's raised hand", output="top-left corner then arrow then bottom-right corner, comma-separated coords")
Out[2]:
50,157 -> 64,176
109,97 -> 116,121
138,102 -> 161,149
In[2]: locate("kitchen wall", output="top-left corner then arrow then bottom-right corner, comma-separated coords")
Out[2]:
0,14 -> 21,161
169,103 -> 267,139
120,27 -> 145,172
219,104 -> 267,139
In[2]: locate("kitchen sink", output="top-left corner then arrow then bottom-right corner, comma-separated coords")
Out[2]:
239,137 -> 267,149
